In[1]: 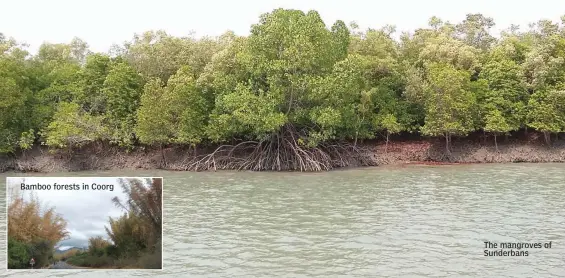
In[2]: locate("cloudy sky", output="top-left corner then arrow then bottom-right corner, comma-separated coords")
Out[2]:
1,0 -> 564,54
7,177 -> 155,249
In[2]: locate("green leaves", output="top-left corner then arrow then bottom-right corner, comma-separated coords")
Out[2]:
527,89 -> 565,133
420,62 -> 477,137
18,129 -> 35,151
378,113 -> 403,135
484,109 -> 512,134
102,61 -> 143,146
43,102 -> 107,149
207,83 -> 286,141
135,78 -> 172,145
456,14 -> 496,51
136,66 -> 211,146
0,54 -> 32,153
76,53 -> 112,114
247,9 -> 339,75
4,9 -> 565,155
123,30 -> 228,83
479,57 -> 528,132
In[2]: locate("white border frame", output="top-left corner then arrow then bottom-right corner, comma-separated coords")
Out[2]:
5,176 -> 164,271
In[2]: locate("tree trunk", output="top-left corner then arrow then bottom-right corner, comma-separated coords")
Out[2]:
160,144 -> 167,168
445,133 -> 451,155
494,134 -> 498,152
544,131 -> 551,146
385,132 -> 389,153
67,146 -> 73,162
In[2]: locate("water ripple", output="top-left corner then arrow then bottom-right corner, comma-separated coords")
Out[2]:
0,164 -> 564,277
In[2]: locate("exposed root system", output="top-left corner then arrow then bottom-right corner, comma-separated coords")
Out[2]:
181,129 -> 376,171
6,134 -> 565,173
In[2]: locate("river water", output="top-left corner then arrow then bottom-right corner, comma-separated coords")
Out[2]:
1,163 -> 564,277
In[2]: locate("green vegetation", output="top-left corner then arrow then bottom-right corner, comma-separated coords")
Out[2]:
65,236 -> 114,268
53,248 -> 82,262
2,10 -> 565,170
7,190 -> 69,269
66,178 -> 162,269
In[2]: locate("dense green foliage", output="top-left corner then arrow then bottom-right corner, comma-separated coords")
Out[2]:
8,238 -> 58,269
65,237 -> 116,268
2,10 -> 565,159
8,238 -> 31,268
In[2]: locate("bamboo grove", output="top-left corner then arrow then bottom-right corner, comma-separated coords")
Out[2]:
7,190 -> 69,268
67,178 -> 163,268
7,178 -> 162,269
2,9 -> 565,170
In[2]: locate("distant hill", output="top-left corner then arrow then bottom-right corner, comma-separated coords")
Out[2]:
54,247 -> 86,254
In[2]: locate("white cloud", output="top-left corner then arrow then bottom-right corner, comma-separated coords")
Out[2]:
7,177 -> 153,248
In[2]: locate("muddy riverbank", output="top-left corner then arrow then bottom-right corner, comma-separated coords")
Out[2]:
1,138 -> 564,173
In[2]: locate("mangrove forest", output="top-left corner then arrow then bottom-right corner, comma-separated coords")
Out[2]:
2,9 -> 565,171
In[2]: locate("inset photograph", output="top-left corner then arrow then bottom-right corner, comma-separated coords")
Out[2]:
6,177 -> 163,269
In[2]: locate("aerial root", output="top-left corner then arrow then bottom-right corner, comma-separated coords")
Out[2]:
182,137 -> 376,172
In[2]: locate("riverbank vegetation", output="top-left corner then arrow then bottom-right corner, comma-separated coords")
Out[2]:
7,189 -> 69,268
2,9 -> 565,170
65,178 -> 163,269
53,248 -> 81,262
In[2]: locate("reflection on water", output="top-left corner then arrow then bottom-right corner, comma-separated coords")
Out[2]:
1,164 -> 564,277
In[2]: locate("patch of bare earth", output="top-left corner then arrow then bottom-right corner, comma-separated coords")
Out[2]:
2,138 -> 564,173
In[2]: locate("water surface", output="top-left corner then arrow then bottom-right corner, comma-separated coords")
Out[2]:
1,163 -> 564,277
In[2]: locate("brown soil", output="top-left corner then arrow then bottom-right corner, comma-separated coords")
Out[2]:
1,138 -> 564,173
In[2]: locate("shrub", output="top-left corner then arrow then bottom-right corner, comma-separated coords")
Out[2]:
54,248 -> 81,261
136,247 -> 162,269
88,236 -> 111,255
28,240 -> 53,268
8,238 -> 30,269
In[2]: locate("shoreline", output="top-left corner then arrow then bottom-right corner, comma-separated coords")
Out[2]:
2,139 -> 564,173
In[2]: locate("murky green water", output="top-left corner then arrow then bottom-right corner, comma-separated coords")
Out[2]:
1,163 -> 564,277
